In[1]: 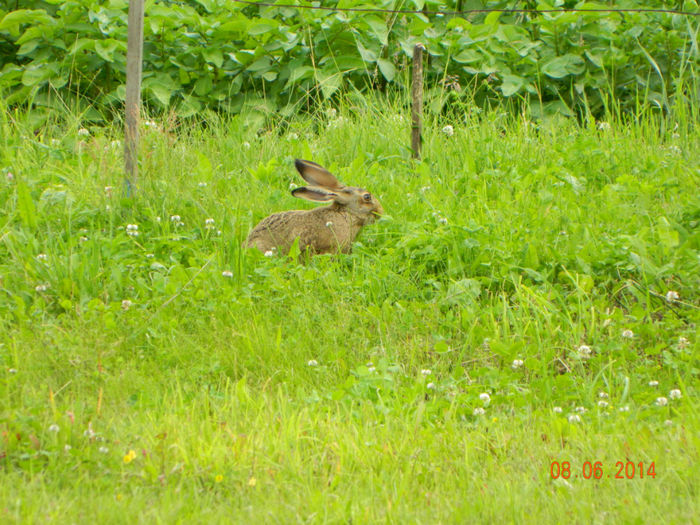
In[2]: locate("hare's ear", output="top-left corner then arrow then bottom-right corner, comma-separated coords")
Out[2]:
294,159 -> 343,190
291,186 -> 336,202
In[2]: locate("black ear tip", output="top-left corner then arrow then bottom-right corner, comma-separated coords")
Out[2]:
294,159 -> 307,172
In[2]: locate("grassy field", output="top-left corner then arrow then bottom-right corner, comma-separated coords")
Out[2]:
0,98 -> 698,523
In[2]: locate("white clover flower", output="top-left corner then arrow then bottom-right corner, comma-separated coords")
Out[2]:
242,141 -> 251,150
205,218 -> 215,226
287,132 -> 299,141
621,329 -> 634,339
668,145 -> 681,155
216,230 -> 222,236
264,250 -> 274,257
511,359 -> 524,369
110,140 -> 121,149
441,125 -> 454,137
198,182 -> 207,188
577,344 -> 592,359
36,253 -> 48,261
121,299 -> 133,310
126,224 -> 139,237
648,380 -> 659,387
669,389 -> 681,400
307,359 -> 319,367
325,221 -> 333,228
473,407 -> 485,416
156,216 -> 161,222
48,424 -> 60,433
35,284 -> 49,292
618,405 -> 630,412
78,128 -> 90,137
222,271 -> 233,278
598,401 -> 609,408
597,121 -> 611,131
655,397 -> 668,407
553,406 -> 563,413
104,186 -> 114,196
665,290 -> 680,302
426,382 -> 436,390
421,369 -> 432,376
599,392 -> 609,399
99,446 -> 109,454
146,253 -> 154,258
144,120 -> 157,129
64,444 -> 72,451
677,337 -> 689,349
106,205 -> 111,211
79,236 -> 88,243
568,414 -> 581,423
575,406 -> 586,413
664,419 -> 673,427
437,217 -> 448,225
479,393 -> 491,404
367,365 -> 376,373
170,215 -> 181,222
420,186 -> 431,192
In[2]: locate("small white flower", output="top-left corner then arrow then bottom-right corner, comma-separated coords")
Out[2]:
479,393 -> 491,404
205,218 -> 215,226
577,344 -> 592,359
121,299 -> 133,310
325,221 -> 333,228
599,392 -> 609,399
144,120 -> 157,129
50,139 -> 60,146
568,414 -> 581,423
655,397 -> 668,407
156,216 -> 161,222
420,186 -> 431,192
677,336 -> 690,349
326,108 -> 337,119
307,359 -> 319,367
669,389 -> 681,400
78,128 -> 90,137
287,132 -> 299,141
367,366 -> 376,373
598,401 -> 609,408
99,446 -> 109,454
146,253 -> 154,258
288,182 -> 298,190
621,329 -> 634,339
242,141 -> 251,150
511,359 -> 524,369
35,284 -> 49,292
441,125 -> 454,137
473,407 -> 485,416
79,236 -> 88,243
216,230 -> 222,236
198,182 -> 207,188
553,406 -> 563,413
664,419 -> 673,426
618,405 -> 630,412
222,271 -> 233,278
126,224 -> 139,237
104,186 -> 114,196
48,424 -> 60,433
648,380 -> 659,387
110,140 -> 121,149
575,406 -> 586,413
64,444 -> 72,451
170,215 -> 181,222
437,217 -> 448,225
84,424 -> 95,438
426,382 -> 436,390
106,205 -> 111,211
665,290 -> 680,302
421,369 -> 432,376
597,121 -> 611,131
264,250 -> 274,257
668,145 -> 681,155
36,253 -> 48,261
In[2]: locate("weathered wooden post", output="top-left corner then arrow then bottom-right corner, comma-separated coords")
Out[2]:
124,0 -> 145,195
411,43 -> 425,160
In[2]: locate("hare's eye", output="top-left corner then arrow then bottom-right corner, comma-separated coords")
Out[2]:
362,193 -> 372,202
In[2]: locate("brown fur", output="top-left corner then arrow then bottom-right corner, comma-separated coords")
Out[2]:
246,159 -> 383,255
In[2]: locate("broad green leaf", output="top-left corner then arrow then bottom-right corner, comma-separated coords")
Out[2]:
542,54 -> 585,78
500,74 -> 524,96
376,59 -> 395,82
357,42 -> 377,63
16,181 -> 38,230
202,48 -> 223,68
453,48 -> 481,64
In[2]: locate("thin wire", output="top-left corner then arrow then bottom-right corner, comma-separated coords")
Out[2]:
232,0 -> 700,17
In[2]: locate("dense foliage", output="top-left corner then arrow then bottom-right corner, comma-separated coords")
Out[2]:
0,0 -> 698,119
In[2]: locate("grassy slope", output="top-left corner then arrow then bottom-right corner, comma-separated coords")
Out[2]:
0,100 -> 698,523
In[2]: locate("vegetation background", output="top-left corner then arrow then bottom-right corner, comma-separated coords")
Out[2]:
0,0 -> 699,522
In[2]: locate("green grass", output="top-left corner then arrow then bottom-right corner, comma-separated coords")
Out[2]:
0,98 -> 698,523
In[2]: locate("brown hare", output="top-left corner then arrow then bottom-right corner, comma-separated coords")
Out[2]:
246,159 -> 384,256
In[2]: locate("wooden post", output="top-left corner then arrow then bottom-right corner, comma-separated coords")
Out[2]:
411,43 -> 425,160
124,0 -> 145,196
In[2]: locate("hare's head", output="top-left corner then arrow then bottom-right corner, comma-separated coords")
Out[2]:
290,159 -> 384,224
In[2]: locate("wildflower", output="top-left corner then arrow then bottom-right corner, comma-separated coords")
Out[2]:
473,407 -> 485,416
420,186 -> 431,192
264,250 -> 274,257
36,253 -> 48,261
307,359 -> 319,367
198,182 -> 208,188
64,444 -> 72,451
568,414 -> 581,423
79,236 -> 88,243
479,393 -> 491,404
678,337 -> 689,349
287,132 -> 299,141
367,365 -> 376,373
426,382 -> 436,390
104,186 -> 114,196
242,141 -> 251,150
511,359 -> 524,369
621,329 -> 634,339
665,290 -> 680,302
110,140 -> 121,149
438,217 -> 448,225
326,108 -> 337,119
126,224 -> 139,237
441,125 -> 454,137
325,221 -> 333,228
78,128 -> 90,137
648,380 -> 659,387
83,424 -> 95,438
48,424 -> 60,433
175,221 -> 185,227
618,405 -> 630,412
553,406 -> 563,413
655,397 -> 668,407
144,120 -> 158,129
664,419 -> 673,427
146,253 -> 154,258
248,477 -> 257,486
598,401 -> 609,408
121,299 -> 133,310
50,139 -> 60,146
215,475 -> 223,483
669,389 -> 681,400
577,344 -> 592,359
99,446 -> 109,454
8,368 -> 17,374
156,216 -> 161,222
222,271 -> 233,278
6,172 -> 13,182
421,369 -> 432,376
35,284 -> 49,292
170,215 -> 181,222
217,230 -> 222,236
599,392 -> 609,399
288,182 -> 297,190
205,218 -> 215,226
123,450 -> 136,464
575,406 -> 586,413
597,121 -> 611,131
